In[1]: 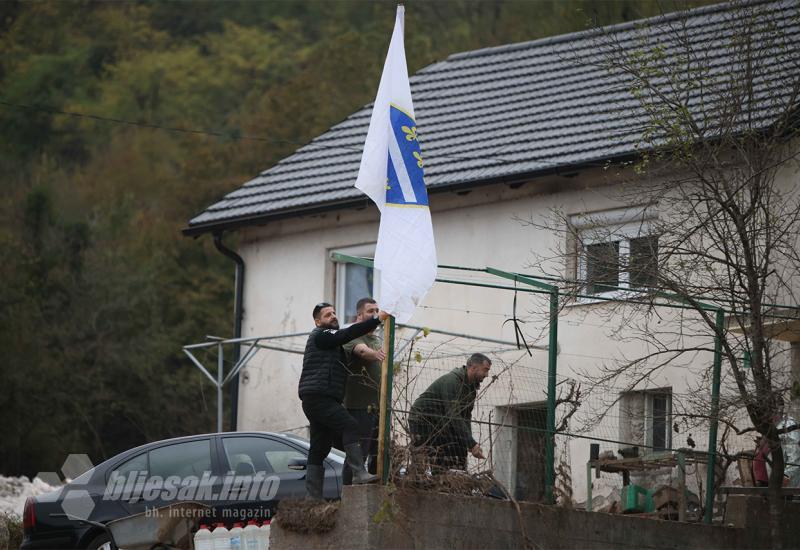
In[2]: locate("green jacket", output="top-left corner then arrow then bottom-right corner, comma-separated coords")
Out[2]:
409,366 -> 478,450
343,332 -> 381,409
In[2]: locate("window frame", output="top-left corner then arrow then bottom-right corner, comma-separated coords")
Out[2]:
330,243 -> 379,324
147,438 -> 213,479
569,206 -> 658,302
644,390 -> 672,453
220,435 -> 309,475
618,387 -> 672,456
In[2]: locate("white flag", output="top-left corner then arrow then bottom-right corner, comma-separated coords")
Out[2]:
355,5 -> 437,324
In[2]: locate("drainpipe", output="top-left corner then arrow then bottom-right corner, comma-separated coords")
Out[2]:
213,231 -> 244,431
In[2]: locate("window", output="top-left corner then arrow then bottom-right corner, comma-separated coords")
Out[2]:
222,436 -> 307,475
148,440 -> 211,478
570,206 -> 658,296
619,389 -> 672,454
109,453 -> 148,481
331,244 -> 379,324
649,392 -> 671,452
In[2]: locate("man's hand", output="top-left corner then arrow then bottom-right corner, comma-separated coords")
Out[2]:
470,444 -> 485,459
378,310 -> 390,321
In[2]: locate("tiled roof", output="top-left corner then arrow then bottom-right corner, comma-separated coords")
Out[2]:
186,0 -> 799,235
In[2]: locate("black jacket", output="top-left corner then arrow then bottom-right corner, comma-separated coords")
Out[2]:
298,317 -> 381,401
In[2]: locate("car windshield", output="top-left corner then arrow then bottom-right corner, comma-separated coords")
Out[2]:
280,432 -> 345,460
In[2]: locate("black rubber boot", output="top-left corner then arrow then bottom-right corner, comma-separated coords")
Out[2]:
344,443 -> 379,484
305,464 -> 325,499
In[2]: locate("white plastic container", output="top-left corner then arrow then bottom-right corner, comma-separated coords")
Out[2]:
229,522 -> 243,550
258,520 -> 271,549
211,523 -> 231,550
242,520 -> 260,550
194,524 -> 213,550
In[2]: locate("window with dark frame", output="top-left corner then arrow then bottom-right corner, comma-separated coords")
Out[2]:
586,241 -> 620,294
651,392 -> 670,452
629,236 -> 659,290
580,233 -> 659,295
619,388 -> 672,455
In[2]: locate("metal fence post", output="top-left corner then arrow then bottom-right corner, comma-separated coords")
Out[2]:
704,308 -> 724,523
378,315 -> 396,484
545,289 -> 559,504
217,342 -> 224,433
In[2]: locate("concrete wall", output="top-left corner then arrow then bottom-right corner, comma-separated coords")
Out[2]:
271,485 -> 797,550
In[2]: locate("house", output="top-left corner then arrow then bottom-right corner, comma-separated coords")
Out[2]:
185,0 -> 800,506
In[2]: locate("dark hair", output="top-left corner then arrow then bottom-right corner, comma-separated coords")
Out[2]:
356,297 -> 377,314
312,302 -> 333,320
466,353 -> 491,367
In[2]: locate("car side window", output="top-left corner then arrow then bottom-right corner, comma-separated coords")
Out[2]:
148,440 -> 211,478
222,437 -> 306,475
109,452 -> 147,482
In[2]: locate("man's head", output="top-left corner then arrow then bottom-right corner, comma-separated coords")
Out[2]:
312,302 -> 339,330
465,353 -> 492,385
355,297 -> 379,323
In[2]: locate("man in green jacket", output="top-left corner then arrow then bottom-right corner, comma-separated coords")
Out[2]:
342,297 -> 385,484
409,353 -> 491,471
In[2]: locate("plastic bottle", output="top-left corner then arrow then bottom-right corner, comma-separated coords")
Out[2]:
211,523 -> 231,550
194,524 -> 213,550
258,519 -> 271,550
242,520 -> 260,550
229,522 -> 243,550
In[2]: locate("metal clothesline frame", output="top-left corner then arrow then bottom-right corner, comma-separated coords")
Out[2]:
181,322 -> 537,434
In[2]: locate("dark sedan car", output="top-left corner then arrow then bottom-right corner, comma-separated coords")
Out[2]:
21,431 -> 344,549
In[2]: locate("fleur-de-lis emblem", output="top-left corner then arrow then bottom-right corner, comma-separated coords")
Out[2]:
402,125 -> 418,142
413,151 -> 423,168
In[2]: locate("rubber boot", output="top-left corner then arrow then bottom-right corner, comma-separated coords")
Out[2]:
305,464 -> 325,500
344,443 -> 378,484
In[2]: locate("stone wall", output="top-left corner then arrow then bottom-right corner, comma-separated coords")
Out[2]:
272,486 -> 798,550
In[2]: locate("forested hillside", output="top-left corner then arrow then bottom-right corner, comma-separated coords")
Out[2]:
0,0 -> 710,477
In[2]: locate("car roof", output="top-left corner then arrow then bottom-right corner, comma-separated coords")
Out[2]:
94,431 -> 310,470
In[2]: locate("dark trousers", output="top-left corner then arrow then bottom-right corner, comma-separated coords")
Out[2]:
342,408 -> 379,485
301,395 -> 360,466
417,438 -> 467,471
409,425 -> 468,472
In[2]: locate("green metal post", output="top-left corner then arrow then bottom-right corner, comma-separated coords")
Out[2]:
704,308 -> 724,523
483,267 -> 559,504
379,315 -> 396,484
545,289 -> 559,504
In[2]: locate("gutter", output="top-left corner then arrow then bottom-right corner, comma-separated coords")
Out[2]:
213,231 -> 244,431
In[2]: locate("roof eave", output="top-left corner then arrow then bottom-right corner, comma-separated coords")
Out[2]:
182,152 -> 640,238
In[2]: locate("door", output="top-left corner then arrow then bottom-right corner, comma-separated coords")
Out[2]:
515,406 -> 547,502
115,438 -> 218,517
218,435 -> 310,523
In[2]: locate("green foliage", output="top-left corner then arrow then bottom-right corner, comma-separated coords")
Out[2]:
0,0 -> 685,477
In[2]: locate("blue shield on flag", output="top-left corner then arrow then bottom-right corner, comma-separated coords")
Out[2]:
386,104 -> 428,207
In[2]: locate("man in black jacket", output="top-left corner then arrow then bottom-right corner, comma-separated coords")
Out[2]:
299,302 -> 388,499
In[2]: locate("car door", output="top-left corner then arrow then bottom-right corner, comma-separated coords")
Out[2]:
116,438 -> 219,517
217,435 -> 315,523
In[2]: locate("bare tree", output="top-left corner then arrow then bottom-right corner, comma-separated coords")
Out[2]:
526,1 -> 799,544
